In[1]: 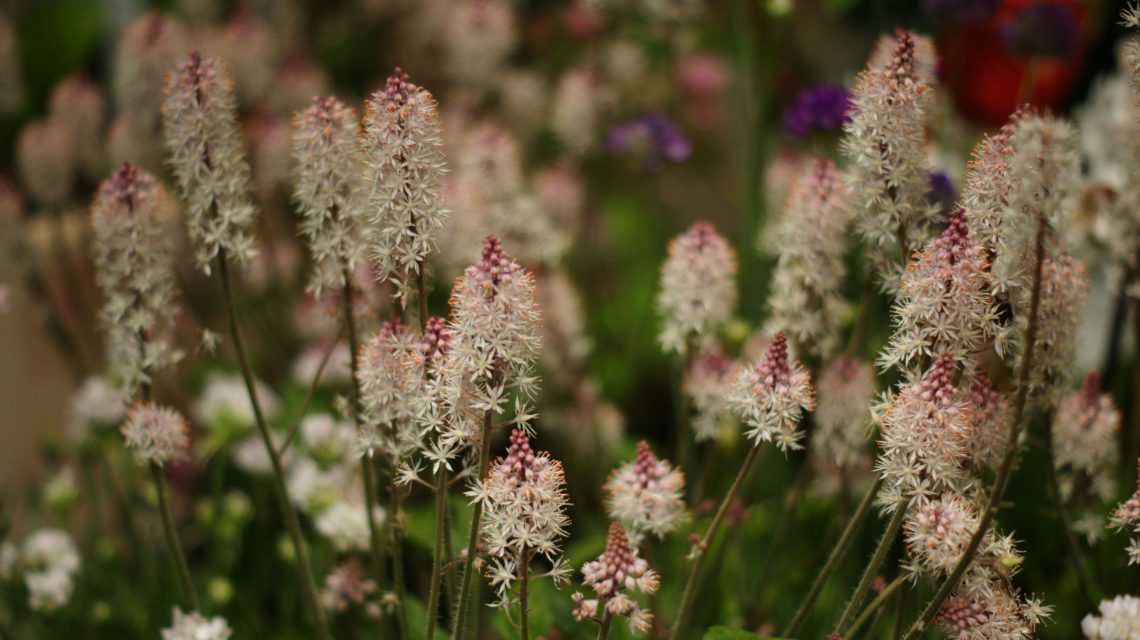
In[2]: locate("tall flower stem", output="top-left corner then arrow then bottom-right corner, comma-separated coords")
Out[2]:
783,475 -> 884,636
669,445 -> 762,640
1041,411 -> 1095,607
218,256 -> 331,640
518,547 -> 531,640
901,211 -> 1049,640
596,609 -> 614,640
834,496 -> 910,635
390,475 -> 411,640
426,464 -> 451,638
452,409 -> 495,640
845,575 -> 905,639
340,274 -> 390,605
151,462 -> 198,610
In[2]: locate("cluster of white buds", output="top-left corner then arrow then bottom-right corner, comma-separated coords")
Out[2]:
467,429 -> 571,608
162,52 -> 258,273
881,209 -> 999,378
90,163 -> 179,391
657,222 -> 738,355
1109,460 -> 1140,564
357,319 -> 422,479
19,528 -> 81,611
1018,254 -> 1088,404
161,608 -> 233,640
809,356 -> 876,497
768,158 -> 852,358
988,113 -> 1080,302
964,370 -> 1009,473
685,344 -> 736,442
121,404 -> 190,467
440,237 -> 541,449
903,493 -> 1021,594
571,522 -> 659,634
364,68 -> 447,306
292,96 -> 369,295
1054,374 -> 1120,531
1082,594 -> 1140,639
726,332 -> 815,452
936,582 -> 1049,640
843,30 -> 937,292
604,440 -> 687,544
876,353 -> 972,508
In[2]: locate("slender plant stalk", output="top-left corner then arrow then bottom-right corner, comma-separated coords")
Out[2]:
417,264 -> 429,331
518,547 -> 530,640
674,335 -> 696,476
390,474 -> 411,640
217,256 -> 331,640
596,609 -> 614,640
452,409 -> 495,640
755,462 -> 810,589
901,210 -> 1049,640
845,575 -> 906,639
834,496 -> 911,635
1041,411 -> 1095,607
151,462 -> 198,610
340,275 -> 389,600
278,324 -> 345,456
426,464 -> 450,638
669,444 -> 762,640
783,475 -> 884,636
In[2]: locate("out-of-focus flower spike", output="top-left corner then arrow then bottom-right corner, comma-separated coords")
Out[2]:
657,222 -> 738,356
605,441 -> 687,544
18,119 -> 74,208
48,75 -> 105,181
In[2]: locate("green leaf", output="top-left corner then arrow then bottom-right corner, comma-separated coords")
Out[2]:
702,626 -> 759,639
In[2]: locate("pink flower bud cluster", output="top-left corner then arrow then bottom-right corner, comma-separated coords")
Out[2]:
572,522 -> 659,635
605,441 -> 687,544
121,404 -> 190,466
657,222 -> 738,355
727,332 -> 815,452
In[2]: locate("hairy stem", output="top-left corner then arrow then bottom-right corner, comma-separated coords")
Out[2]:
835,496 -> 910,635
901,210 -> 1048,640
151,463 -> 198,610
784,475 -> 884,636
845,575 -> 906,639
669,444 -> 761,639
342,275 -> 389,596
427,464 -> 451,638
218,256 -> 331,640
452,410 -> 495,640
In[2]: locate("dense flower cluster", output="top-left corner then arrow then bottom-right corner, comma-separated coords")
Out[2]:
657,222 -> 738,355
357,318 -> 421,473
18,528 -> 81,611
936,582 -> 1048,640
90,163 -> 179,390
1054,374 -> 1120,523
572,522 -> 659,634
1083,595 -> 1140,639
292,96 -> 368,295
903,493 -> 1020,593
727,332 -> 815,452
768,158 -> 853,357
844,30 -> 937,292
162,52 -> 258,272
605,440 -> 687,544
1019,254 -> 1088,403
881,210 -> 999,378
364,68 -> 447,305
161,608 -> 233,640
1110,461 -> 1140,564
964,370 -> 1010,473
685,344 -> 736,442
876,353 -> 972,507
468,429 -> 571,607
121,404 -> 190,466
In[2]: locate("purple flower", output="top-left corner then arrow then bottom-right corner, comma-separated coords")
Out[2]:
783,84 -> 850,139
606,112 -> 692,170
921,0 -> 1001,24
1001,2 -> 1080,60
927,170 -> 957,215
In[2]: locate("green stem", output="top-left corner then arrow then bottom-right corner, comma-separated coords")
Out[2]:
390,474 -> 410,640
783,475 -> 884,637
218,256 -> 331,640
151,463 -> 198,610
342,275 -> 388,595
834,497 -> 910,635
427,465 -> 450,638
845,575 -> 906,639
901,208 -> 1048,640
596,610 -> 614,640
452,410 -> 495,640
518,547 -> 530,640
669,445 -> 761,640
